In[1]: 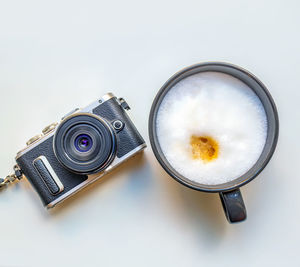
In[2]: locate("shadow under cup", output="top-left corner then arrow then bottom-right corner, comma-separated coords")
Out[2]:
148,62 -> 279,223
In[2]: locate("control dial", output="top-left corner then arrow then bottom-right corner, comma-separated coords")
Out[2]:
42,123 -> 58,135
26,134 -> 43,146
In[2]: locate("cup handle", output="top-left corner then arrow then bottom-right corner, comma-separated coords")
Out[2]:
219,189 -> 247,223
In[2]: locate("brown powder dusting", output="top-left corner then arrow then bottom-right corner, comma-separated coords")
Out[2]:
190,135 -> 219,162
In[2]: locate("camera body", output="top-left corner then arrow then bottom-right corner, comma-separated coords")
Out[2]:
16,93 -> 146,208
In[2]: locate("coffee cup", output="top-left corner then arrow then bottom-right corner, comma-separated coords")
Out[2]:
148,62 -> 279,223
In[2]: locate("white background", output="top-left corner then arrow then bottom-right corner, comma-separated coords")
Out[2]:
0,0 -> 299,266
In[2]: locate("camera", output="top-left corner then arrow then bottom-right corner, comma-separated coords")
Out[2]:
16,93 -> 146,208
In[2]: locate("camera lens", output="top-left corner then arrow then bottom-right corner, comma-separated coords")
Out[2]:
54,113 -> 116,174
75,134 -> 93,152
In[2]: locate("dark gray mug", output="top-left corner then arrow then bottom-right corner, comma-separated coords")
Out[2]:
148,62 -> 279,223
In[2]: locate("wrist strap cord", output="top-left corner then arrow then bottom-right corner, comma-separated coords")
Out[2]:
0,165 -> 23,189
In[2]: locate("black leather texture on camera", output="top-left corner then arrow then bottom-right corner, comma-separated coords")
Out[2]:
16,136 -> 88,206
93,98 -> 145,158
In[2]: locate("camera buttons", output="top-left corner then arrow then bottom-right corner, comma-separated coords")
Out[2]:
26,134 -> 43,146
118,98 -> 130,110
112,120 -> 124,131
42,123 -> 58,135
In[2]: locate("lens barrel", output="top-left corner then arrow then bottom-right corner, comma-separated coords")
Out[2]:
54,113 -> 116,174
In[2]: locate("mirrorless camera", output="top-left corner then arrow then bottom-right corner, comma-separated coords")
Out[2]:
16,93 -> 146,208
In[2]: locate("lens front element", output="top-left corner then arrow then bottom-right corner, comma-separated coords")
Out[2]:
75,134 -> 93,152
54,113 -> 116,174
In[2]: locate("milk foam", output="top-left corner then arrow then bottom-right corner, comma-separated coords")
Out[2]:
156,72 -> 268,185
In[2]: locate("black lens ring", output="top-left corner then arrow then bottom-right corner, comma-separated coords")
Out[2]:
64,125 -> 99,162
54,113 -> 116,174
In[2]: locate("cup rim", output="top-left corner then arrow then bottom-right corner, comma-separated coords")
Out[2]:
148,61 -> 279,193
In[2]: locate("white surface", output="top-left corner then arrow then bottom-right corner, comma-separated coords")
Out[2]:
0,1 -> 299,266
156,71 -> 267,185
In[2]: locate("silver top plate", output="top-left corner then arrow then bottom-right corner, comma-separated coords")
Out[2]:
16,93 -> 116,160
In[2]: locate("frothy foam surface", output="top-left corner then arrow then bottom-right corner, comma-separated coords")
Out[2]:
156,72 -> 268,185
